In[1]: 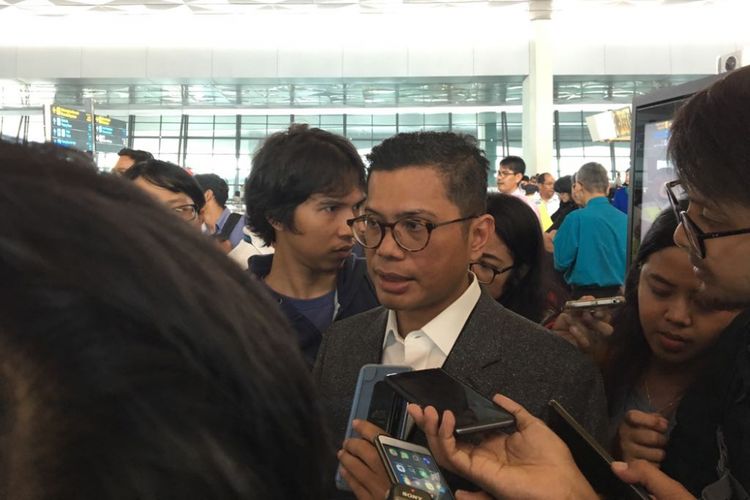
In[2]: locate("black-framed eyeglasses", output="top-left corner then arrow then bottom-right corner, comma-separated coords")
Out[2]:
665,179 -> 750,259
172,204 -> 198,222
347,214 -> 477,252
470,262 -> 514,285
497,169 -> 516,178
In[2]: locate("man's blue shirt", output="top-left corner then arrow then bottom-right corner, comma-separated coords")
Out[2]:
215,208 -> 245,249
553,196 -> 628,287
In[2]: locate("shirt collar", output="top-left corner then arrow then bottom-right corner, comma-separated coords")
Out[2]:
585,196 -> 609,207
382,274 -> 482,357
215,208 -> 231,232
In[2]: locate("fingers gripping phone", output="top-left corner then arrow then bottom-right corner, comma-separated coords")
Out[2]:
385,368 -> 515,435
564,296 -> 625,311
375,435 -> 455,500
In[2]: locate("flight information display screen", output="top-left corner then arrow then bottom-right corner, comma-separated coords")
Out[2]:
51,105 -> 127,153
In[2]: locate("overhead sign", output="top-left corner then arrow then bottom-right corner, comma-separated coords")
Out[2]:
51,105 -> 127,153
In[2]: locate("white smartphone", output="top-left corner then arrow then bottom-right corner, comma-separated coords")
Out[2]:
564,296 -> 625,311
375,435 -> 455,500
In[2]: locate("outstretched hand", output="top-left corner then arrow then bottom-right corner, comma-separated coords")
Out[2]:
408,394 -> 598,500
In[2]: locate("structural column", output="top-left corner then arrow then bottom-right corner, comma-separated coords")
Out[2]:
522,0 -> 553,176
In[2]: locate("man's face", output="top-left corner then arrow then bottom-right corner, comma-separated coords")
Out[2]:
112,155 -> 136,176
496,167 -> 522,194
132,177 -> 203,231
275,187 -> 365,274
364,166 -> 491,325
539,174 -> 555,200
674,191 -> 750,309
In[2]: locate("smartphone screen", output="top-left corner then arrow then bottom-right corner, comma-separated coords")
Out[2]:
385,369 -> 515,435
377,437 -> 454,500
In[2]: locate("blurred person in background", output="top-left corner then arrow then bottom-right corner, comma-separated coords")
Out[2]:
111,147 -> 153,176
472,193 -> 564,324
195,173 -> 246,252
123,159 -> 206,232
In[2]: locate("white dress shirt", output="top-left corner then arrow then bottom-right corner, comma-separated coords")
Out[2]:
511,187 -> 542,222
381,275 -> 481,370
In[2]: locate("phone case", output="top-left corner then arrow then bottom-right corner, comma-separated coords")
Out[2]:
335,364 -> 411,491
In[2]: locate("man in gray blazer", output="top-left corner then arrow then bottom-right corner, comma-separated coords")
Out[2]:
314,131 -> 607,499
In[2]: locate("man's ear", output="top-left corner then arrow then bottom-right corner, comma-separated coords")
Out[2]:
204,189 -> 214,204
468,213 -> 494,261
268,217 -> 284,232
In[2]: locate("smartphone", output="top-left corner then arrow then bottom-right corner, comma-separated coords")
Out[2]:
336,364 -> 411,491
375,435 -> 455,500
547,400 -> 650,500
385,368 -> 515,435
564,296 -> 625,311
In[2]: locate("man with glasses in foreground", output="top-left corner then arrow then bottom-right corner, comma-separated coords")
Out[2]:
123,159 -> 205,231
314,131 -> 607,499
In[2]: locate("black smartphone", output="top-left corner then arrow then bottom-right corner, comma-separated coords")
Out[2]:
547,400 -> 650,500
385,368 -> 515,435
376,435 -> 455,500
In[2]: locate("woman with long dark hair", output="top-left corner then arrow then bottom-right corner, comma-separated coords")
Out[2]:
472,193 -> 563,323
603,203 -> 738,464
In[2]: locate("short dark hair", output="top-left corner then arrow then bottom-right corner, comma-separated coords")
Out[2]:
499,155 -> 526,175
670,67 -> 750,206
118,147 -> 153,163
554,175 -> 573,195
0,141 -> 330,499
194,173 -> 229,208
123,159 -> 206,211
366,131 -> 489,217
245,124 -> 366,245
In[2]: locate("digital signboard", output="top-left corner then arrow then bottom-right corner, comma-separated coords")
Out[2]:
51,105 -> 127,153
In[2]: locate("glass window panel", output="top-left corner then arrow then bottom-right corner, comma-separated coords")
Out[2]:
189,121 -> 214,138
268,115 -> 291,127
559,144 -> 585,157
133,119 -> 161,137
214,115 -> 236,124
399,114 -> 422,127
160,119 -> 181,135
214,121 -> 237,138
424,113 -> 449,126
159,138 -> 180,154
453,113 -> 477,126
372,114 -> 395,126
347,115 -> 371,126
584,144 -> 610,157
187,138 -> 213,154
372,126 -> 396,141
321,115 -> 344,126
214,139 -> 236,155
348,125 -> 372,140
132,138 -> 160,153
323,126 -> 344,136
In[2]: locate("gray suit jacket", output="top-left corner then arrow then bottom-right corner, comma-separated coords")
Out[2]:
314,292 -> 607,494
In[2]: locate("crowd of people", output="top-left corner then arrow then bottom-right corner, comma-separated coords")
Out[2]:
0,66 -> 748,499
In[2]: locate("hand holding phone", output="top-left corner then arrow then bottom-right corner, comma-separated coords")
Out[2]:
553,296 -> 617,356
